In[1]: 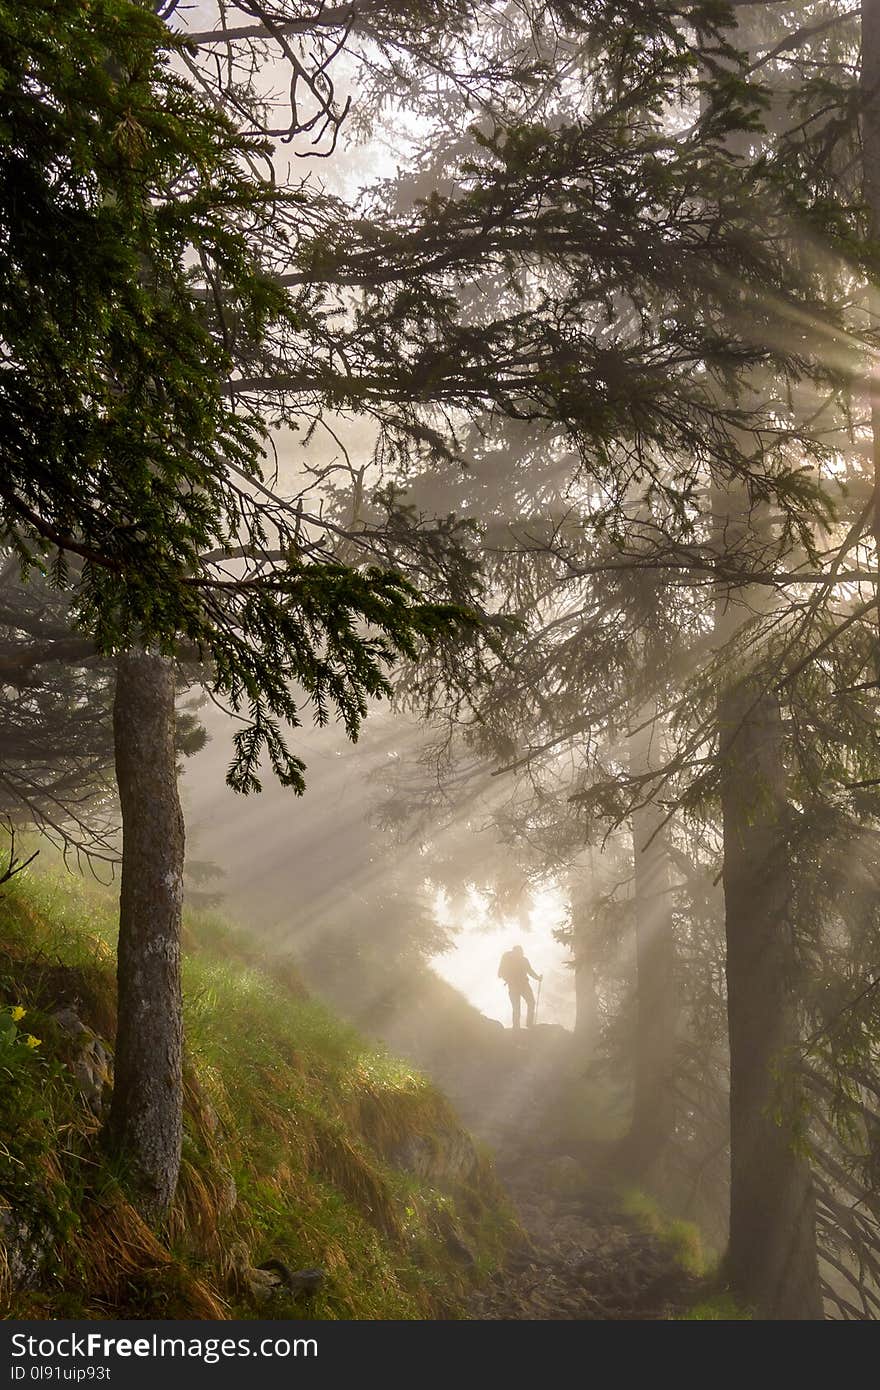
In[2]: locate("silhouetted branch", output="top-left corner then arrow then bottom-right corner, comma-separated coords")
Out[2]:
0,821 -> 39,887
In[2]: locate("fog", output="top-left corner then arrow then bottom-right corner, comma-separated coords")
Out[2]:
5,0 -> 879,1325
181,701 -> 577,1028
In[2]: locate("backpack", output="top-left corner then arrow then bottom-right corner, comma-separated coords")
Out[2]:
498,950 -> 518,985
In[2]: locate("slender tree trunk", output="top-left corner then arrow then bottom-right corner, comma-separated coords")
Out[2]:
573,937 -> 598,1046
718,677 -> 822,1319
569,859 -> 600,1048
571,874 -> 599,1048
621,713 -> 677,1176
106,650 -> 185,1223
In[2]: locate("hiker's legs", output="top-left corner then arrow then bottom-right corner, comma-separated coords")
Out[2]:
523,982 -> 536,1028
508,986 -> 521,1030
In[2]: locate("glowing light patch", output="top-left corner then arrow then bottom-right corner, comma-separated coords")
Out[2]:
430,885 -> 574,1028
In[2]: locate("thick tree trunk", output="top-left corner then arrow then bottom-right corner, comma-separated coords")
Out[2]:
622,715 -> 677,1176
702,7 -> 821,1321
719,678 -> 822,1319
106,650 -> 185,1223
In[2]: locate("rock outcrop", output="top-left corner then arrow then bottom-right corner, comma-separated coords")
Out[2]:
51,1006 -> 113,1116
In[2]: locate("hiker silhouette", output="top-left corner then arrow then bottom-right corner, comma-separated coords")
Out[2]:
498,945 -> 542,1030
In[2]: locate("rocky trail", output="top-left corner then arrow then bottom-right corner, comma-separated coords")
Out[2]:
415,1022 -> 703,1320
468,1155 -> 701,1320
347,985 -> 705,1319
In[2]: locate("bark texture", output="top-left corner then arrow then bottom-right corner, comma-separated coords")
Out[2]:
106,650 -> 185,1223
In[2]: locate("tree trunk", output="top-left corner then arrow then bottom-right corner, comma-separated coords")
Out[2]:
719,677 -> 822,1319
622,714 -> 677,1176
711,466 -> 821,1318
106,650 -> 185,1223
571,900 -> 599,1049
574,939 -> 598,1046
706,6 -> 821,1322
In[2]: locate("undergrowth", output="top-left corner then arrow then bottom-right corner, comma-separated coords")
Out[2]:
617,1188 -> 752,1318
0,863 -> 515,1320
618,1187 -> 706,1278
678,1293 -> 753,1320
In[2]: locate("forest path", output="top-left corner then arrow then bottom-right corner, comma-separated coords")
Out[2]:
468,1153 -> 700,1319
427,1024 -> 701,1320
340,987 -> 703,1318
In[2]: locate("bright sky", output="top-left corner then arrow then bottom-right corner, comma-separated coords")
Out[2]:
431,886 -> 575,1028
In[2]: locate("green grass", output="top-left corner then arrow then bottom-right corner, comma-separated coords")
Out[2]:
0,861 -> 516,1319
616,1187 -> 754,1318
678,1293 -> 753,1320
619,1188 -> 706,1277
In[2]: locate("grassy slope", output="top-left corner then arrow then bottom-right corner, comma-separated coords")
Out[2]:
0,866 -> 515,1320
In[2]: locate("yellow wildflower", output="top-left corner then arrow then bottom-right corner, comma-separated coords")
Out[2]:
10,1006 -> 25,1022
24,1035 -> 41,1049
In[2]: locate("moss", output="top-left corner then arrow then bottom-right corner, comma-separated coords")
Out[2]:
0,862 -> 516,1320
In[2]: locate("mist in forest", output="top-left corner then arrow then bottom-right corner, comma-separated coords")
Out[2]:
4,0 -> 880,1329
181,703 -> 576,1027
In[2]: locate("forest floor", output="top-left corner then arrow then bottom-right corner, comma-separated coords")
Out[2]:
455,1028 -> 704,1320
348,994 -> 708,1319
302,969 -> 726,1319
467,1153 -> 702,1319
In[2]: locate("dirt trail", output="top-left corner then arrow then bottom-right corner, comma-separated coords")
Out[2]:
420,1023 -> 701,1320
334,982 -> 703,1319
469,1155 -> 700,1319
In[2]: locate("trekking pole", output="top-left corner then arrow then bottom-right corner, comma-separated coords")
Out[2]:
534,976 -> 542,1025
